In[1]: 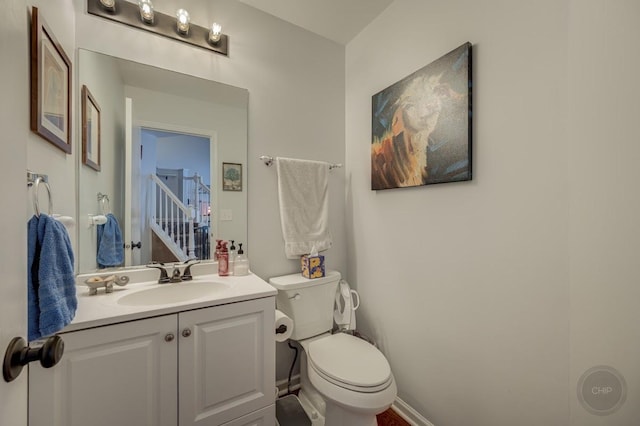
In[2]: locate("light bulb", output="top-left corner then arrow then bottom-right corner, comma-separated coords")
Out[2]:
138,0 -> 154,24
209,22 -> 222,44
176,9 -> 190,35
99,0 -> 116,12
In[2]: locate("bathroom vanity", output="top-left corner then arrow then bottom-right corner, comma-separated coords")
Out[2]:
28,271 -> 276,426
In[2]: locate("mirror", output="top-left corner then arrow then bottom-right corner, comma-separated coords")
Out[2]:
77,49 -> 248,273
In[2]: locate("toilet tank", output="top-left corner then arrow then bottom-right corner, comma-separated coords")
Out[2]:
269,270 -> 341,340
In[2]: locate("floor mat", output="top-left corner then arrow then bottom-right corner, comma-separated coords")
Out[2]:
276,394 -> 311,426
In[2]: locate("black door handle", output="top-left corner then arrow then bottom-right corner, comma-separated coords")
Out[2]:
3,335 -> 64,382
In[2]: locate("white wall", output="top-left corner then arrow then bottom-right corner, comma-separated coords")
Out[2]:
348,0 -> 640,425
346,1 -> 570,425
27,0 -> 77,249
568,0 -> 640,424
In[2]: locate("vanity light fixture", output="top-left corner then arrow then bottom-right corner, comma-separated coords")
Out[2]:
209,22 -> 222,44
87,0 -> 229,56
98,0 -> 115,12
138,0 -> 154,24
176,9 -> 190,35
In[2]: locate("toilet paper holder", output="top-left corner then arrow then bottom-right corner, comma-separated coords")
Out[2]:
276,324 -> 288,334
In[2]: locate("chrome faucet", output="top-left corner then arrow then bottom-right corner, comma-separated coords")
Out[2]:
147,260 -> 201,284
146,262 -> 171,283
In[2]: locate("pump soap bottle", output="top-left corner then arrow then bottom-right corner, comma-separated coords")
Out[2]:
234,243 -> 249,276
218,242 -> 229,276
214,239 -> 223,261
229,240 -> 237,275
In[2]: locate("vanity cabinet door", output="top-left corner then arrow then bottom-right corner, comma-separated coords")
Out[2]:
178,297 -> 275,426
219,404 -> 276,426
29,315 -> 178,426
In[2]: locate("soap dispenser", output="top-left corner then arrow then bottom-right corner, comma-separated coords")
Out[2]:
234,243 -> 249,276
218,241 -> 229,276
214,239 -> 223,261
228,240 -> 237,274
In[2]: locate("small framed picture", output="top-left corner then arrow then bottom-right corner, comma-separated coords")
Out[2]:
81,85 -> 101,171
30,7 -> 72,154
222,162 -> 242,191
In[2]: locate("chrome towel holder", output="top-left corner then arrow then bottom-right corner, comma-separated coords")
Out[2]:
259,155 -> 342,170
27,171 -> 52,217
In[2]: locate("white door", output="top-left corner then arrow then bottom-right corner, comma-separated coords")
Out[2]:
125,98 -> 143,266
29,316 -> 178,426
0,0 -> 29,423
178,298 -> 276,426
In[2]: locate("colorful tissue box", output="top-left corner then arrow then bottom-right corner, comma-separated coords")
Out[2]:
301,254 -> 325,279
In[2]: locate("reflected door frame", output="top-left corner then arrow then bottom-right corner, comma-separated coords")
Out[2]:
130,118 -> 218,265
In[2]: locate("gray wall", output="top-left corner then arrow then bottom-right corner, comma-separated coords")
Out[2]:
346,0 -> 639,425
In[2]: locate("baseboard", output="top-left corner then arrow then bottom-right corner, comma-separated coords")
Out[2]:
276,374 -> 301,397
392,397 -> 434,426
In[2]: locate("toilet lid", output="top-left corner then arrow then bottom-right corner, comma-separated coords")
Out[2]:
307,333 -> 391,389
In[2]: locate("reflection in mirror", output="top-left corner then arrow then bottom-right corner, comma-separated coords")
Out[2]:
77,50 -> 248,274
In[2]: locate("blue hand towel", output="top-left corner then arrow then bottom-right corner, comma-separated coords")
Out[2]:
28,214 -> 77,341
96,213 -> 124,268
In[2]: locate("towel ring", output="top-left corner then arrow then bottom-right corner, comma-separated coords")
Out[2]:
33,177 -> 53,217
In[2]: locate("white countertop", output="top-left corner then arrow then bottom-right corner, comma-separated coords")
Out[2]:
64,271 -> 277,333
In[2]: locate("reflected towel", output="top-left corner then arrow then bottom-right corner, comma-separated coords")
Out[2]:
96,213 -> 124,268
28,214 -> 77,341
276,157 -> 332,259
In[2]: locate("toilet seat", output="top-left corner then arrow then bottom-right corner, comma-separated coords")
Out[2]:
307,333 -> 393,393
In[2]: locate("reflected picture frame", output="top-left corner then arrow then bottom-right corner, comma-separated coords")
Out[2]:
222,162 -> 242,191
30,7 -> 72,154
81,85 -> 101,171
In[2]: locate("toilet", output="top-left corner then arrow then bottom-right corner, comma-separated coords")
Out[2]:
270,270 -> 397,426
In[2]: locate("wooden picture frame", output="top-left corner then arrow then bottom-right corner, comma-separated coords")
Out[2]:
30,7 -> 72,154
81,85 -> 101,171
222,163 -> 242,191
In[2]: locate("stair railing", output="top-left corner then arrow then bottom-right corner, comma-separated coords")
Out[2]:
150,174 -> 196,260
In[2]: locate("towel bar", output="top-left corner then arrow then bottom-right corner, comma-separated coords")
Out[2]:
259,155 -> 342,170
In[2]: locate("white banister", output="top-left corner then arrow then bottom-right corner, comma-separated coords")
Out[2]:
150,174 -> 196,260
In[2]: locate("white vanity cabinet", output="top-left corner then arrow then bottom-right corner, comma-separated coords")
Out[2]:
29,297 -> 275,426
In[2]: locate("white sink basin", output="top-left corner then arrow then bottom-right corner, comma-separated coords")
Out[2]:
117,281 -> 229,306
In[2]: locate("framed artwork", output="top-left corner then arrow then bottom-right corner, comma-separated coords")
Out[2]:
81,85 -> 101,171
371,42 -> 472,190
222,163 -> 242,191
30,7 -> 72,154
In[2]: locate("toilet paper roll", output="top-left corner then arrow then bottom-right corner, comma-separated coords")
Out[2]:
275,309 -> 294,342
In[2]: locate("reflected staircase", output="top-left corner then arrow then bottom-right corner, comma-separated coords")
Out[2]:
150,174 -> 210,262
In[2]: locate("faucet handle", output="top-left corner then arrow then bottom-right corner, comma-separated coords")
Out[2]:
146,262 -> 170,283
169,264 -> 183,283
181,259 -> 200,281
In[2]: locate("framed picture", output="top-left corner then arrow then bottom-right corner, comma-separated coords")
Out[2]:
30,7 -> 72,154
81,85 -> 101,171
371,42 -> 472,190
222,163 -> 242,191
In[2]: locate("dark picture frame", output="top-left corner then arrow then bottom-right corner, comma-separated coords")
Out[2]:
222,163 -> 242,191
371,42 -> 472,190
30,7 -> 72,154
81,85 -> 101,171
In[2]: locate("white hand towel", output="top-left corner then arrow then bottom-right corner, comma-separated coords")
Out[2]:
276,157 -> 332,259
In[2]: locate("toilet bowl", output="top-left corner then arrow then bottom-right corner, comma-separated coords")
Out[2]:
270,271 -> 397,426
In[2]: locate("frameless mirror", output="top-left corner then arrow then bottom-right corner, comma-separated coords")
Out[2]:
77,49 -> 248,273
